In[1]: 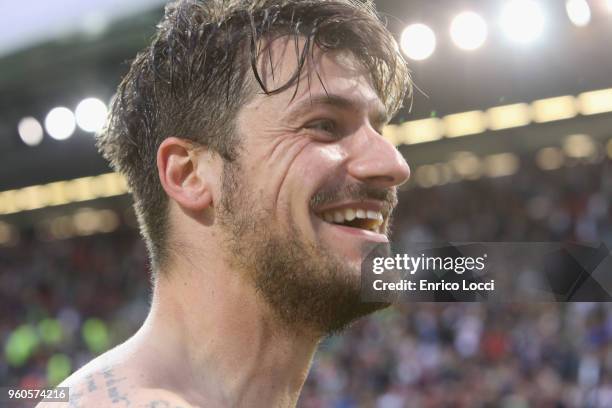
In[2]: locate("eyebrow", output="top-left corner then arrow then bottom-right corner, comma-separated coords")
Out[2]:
284,93 -> 390,130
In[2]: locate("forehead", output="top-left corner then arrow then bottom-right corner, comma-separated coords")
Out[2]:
242,36 -> 386,119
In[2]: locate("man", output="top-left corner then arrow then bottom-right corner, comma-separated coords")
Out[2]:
38,0 -> 411,406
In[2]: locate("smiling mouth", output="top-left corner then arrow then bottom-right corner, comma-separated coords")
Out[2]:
317,207 -> 385,233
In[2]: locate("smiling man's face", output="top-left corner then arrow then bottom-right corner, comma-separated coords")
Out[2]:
215,38 -> 410,335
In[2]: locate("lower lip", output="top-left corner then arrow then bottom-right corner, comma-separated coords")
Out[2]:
323,221 -> 389,243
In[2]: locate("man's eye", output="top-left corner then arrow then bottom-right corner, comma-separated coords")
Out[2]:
306,120 -> 337,135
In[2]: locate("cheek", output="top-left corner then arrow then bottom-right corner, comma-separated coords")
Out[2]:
272,143 -> 346,225
288,144 -> 346,221
301,145 -> 345,176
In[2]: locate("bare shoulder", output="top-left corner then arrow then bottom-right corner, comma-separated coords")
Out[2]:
35,367 -> 196,408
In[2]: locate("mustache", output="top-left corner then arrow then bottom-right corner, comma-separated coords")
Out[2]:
309,183 -> 398,215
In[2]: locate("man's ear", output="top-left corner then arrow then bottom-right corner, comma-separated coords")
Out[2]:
157,137 -> 213,211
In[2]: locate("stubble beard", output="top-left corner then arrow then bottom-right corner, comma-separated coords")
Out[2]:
216,161 -> 388,337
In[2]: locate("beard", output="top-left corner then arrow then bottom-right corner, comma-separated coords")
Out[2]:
216,161 -> 389,336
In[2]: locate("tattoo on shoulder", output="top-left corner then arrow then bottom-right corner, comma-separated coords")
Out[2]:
145,401 -> 169,408
145,401 -> 186,408
85,373 -> 97,392
71,369 -> 187,407
68,390 -> 84,408
101,368 -> 131,406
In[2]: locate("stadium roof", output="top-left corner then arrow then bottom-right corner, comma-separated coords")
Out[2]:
0,0 -> 611,220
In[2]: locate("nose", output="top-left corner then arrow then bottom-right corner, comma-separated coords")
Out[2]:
346,127 -> 411,188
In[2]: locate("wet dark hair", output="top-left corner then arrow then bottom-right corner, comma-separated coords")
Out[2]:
98,0 -> 411,271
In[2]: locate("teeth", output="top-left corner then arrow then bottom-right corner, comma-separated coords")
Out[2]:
345,208 -> 355,221
333,211 -> 344,223
320,208 -> 384,230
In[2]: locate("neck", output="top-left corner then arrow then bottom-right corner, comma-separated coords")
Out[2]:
132,254 -> 320,408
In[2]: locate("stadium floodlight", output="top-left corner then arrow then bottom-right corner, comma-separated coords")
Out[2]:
403,118 -> 444,144
17,117 -> 44,146
45,107 -> 76,141
531,95 -> 578,123
382,124 -> 402,146
75,98 -> 108,133
487,103 -> 532,130
566,0 -> 591,27
0,173 -> 129,216
400,23 -> 436,61
578,88 -> 612,115
500,0 -> 545,44
450,11 -> 488,51
443,111 -> 487,138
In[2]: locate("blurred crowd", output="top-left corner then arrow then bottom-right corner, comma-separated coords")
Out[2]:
0,231 -> 150,391
1,157 -> 611,407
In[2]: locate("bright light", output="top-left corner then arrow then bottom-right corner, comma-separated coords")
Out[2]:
45,107 -> 76,141
400,24 -> 436,61
75,98 -> 108,132
17,117 -> 44,146
0,173 -> 128,216
383,118 -> 444,146
566,0 -> 591,27
382,125 -> 402,146
403,118 -> 444,144
443,111 -> 487,138
500,0 -> 545,44
531,95 -> 578,123
487,103 -> 532,130
450,11 -> 488,51
578,88 -> 612,115
607,0 -> 612,12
